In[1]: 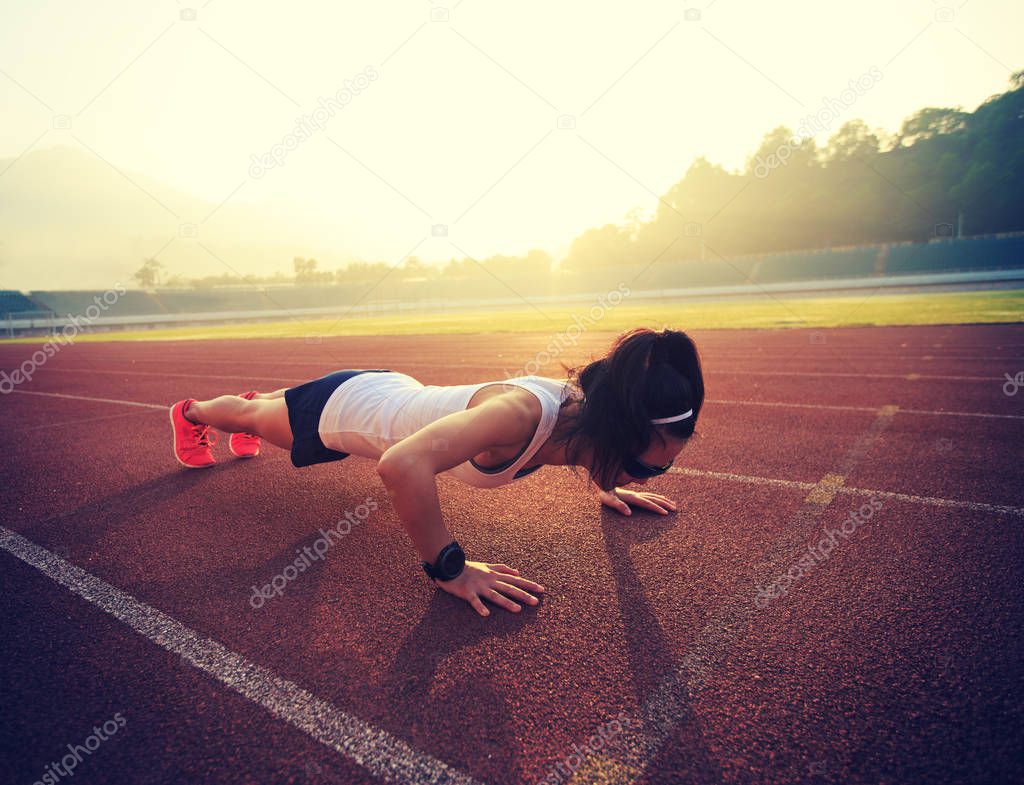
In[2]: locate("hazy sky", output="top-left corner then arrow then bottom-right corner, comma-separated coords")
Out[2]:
1,0 -> 1020,277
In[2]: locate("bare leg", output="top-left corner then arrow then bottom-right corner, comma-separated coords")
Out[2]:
254,388 -> 288,400
185,392 -> 293,450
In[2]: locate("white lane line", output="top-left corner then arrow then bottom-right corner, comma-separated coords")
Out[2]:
0,526 -> 484,785
10,376 -> 1022,422
27,366 -> 300,384
7,389 -> 168,410
18,410 -> 156,431
14,363 -> 1009,384
709,398 -> 1024,421
833,485 -> 1024,517
589,406 -> 900,780
897,406 -> 1024,420
10,349 -> 1024,364
669,467 -> 1024,517
9,389 -> 1021,516
668,467 -> 816,492
711,369 -> 1000,382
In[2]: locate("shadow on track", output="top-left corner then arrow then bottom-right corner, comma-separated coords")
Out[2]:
26,468 -> 224,557
599,508 -> 723,782
381,590 -> 541,784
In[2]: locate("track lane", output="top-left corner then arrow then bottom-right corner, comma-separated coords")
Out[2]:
1,323 -> 1022,785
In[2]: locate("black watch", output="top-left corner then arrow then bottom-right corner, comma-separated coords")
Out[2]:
421,541 -> 466,582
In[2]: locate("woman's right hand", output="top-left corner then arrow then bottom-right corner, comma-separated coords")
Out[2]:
435,561 -> 545,616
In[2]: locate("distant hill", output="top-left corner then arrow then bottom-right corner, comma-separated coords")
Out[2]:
0,146 -> 331,289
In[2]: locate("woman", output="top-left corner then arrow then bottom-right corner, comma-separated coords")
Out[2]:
169,327 -> 704,616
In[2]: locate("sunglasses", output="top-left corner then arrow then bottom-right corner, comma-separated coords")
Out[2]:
621,455 -> 674,480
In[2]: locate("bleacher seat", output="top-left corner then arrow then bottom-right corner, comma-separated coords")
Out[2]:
30,290 -> 164,317
755,247 -> 878,282
0,290 -> 43,314
888,236 -> 1024,276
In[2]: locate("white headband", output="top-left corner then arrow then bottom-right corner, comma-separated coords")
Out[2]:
650,409 -> 694,425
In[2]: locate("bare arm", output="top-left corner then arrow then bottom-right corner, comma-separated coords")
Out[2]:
377,441 -> 455,565
375,391 -> 545,615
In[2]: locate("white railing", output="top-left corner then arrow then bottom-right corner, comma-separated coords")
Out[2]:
5,267 -> 1023,337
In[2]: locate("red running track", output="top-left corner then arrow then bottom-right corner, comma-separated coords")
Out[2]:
1,324 -> 1022,785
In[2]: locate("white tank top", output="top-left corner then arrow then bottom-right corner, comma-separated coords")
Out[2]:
317,371 -> 573,488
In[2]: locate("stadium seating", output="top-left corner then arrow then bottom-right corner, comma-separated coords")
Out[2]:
0,290 -> 43,314
153,289 -> 272,314
887,236 -> 1024,276
754,247 -> 879,283
11,235 -> 1023,324
30,290 -> 165,317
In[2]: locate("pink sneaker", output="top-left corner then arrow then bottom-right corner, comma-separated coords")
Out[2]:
169,399 -> 216,468
229,391 -> 261,458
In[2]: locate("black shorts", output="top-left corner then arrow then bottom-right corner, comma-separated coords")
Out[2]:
284,369 -> 390,468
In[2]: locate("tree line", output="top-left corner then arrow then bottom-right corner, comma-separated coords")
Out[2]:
562,70 -> 1024,270
136,71 -> 1024,289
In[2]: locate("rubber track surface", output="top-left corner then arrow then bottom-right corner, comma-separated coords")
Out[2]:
1,324 -> 1022,785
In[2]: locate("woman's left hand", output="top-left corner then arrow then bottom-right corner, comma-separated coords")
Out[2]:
598,488 -> 677,516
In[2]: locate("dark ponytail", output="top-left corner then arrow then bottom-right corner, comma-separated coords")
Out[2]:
558,327 -> 704,489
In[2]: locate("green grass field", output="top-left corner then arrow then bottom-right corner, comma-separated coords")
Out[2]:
3,288 -> 1022,344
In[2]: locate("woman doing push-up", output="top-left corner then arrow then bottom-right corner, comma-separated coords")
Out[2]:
168,327 -> 704,617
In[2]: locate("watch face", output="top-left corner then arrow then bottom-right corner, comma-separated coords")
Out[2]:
438,545 -> 466,579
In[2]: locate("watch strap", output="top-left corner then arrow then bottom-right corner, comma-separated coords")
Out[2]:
421,540 -> 465,581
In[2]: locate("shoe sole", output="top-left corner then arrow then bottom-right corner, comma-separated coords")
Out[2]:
169,405 -> 215,469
